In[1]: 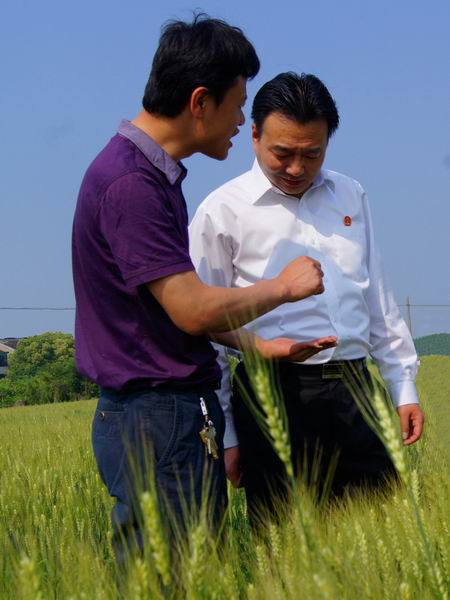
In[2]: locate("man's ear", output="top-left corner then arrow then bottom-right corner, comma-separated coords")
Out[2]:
251,123 -> 260,145
190,86 -> 209,118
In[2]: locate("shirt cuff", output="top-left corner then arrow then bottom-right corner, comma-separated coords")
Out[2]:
388,380 -> 420,407
223,416 -> 238,449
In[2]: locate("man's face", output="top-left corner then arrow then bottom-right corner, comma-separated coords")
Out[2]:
200,76 -> 247,160
252,112 -> 328,196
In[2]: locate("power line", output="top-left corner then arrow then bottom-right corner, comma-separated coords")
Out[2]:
398,304 -> 450,308
0,307 -> 75,311
0,304 -> 449,311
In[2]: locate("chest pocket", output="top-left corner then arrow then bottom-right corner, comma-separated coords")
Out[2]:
332,226 -> 368,281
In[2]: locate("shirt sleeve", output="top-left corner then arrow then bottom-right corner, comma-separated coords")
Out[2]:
361,187 -> 420,406
99,171 -> 194,287
189,202 -> 239,448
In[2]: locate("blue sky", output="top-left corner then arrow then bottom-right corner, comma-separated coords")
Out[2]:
1,0 -> 449,339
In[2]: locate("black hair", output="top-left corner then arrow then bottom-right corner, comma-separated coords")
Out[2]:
143,13 -> 260,117
251,72 -> 339,138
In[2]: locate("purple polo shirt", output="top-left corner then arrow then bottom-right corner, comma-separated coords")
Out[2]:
72,120 -> 221,391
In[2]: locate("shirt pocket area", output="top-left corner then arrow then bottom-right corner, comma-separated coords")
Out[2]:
333,228 -> 368,281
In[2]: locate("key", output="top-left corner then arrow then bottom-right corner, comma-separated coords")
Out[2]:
199,425 -> 210,451
199,423 -> 219,460
205,422 -> 219,460
206,422 -> 216,440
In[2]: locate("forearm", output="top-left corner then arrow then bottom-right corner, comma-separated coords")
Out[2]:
196,278 -> 286,334
150,273 -> 286,336
149,257 -> 323,336
209,328 -> 263,353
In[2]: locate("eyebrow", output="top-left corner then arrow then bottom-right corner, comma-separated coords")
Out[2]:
271,145 -> 294,153
271,145 -> 322,153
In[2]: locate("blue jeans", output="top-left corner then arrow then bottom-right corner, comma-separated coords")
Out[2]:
92,387 -> 227,562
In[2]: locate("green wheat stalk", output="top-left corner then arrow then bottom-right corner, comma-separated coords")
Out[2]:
343,364 -> 448,599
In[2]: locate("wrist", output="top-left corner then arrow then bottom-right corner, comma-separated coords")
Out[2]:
270,276 -> 290,304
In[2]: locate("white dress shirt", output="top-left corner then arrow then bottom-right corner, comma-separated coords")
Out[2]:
189,159 -> 419,448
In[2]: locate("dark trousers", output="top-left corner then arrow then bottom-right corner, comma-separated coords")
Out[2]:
232,361 -> 396,524
92,387 -> 227,563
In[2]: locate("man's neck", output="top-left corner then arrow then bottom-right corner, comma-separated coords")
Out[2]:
131,110 -> 195,162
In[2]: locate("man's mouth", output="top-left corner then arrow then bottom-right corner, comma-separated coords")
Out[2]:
282,177 -> 305,185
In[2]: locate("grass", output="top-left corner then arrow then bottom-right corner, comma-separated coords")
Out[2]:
0,356 -> 449,599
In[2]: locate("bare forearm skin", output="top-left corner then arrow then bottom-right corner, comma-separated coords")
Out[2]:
148,256 -> 324,336
149,274 -> 285,336
209,328 -> 262,352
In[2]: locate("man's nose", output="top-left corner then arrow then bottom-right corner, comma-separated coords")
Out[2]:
286,158 -> 305,177
239,109 -> 245,126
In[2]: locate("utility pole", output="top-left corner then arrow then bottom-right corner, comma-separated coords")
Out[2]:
406,296 -> 413,336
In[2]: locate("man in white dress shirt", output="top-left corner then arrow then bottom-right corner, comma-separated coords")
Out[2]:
189,72 -> 424,519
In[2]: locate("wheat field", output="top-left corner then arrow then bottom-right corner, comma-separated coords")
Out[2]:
0,356 -> 449,599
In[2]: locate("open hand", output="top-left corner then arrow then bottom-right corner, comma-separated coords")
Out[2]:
257,336 -> 338,362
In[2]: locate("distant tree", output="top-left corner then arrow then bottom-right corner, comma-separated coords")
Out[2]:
0,332 -> 97,407
7,332 -> 74,380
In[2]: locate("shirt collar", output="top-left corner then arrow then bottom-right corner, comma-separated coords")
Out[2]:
248,158 -> 328,203
117,119 -> 187,185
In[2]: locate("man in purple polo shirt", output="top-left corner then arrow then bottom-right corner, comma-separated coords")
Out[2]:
72,15 -> 335,559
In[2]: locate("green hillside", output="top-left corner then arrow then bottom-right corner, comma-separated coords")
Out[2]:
415,356 -> 450,455
414,333 -> 450,356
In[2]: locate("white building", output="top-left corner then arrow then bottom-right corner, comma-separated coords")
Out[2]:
0,342 -> 14,378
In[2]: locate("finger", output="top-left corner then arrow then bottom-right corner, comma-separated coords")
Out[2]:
314,340 -> 338,349
289,350 -> 315,362
398,410 -> 411,443
286,344 -> 319,358
404,411 -> 425,445
280,336 -> 337,352
316,336 -> 338,345
287,338 -> 337,356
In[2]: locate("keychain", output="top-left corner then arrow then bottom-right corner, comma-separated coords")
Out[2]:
199,397 -> 219,460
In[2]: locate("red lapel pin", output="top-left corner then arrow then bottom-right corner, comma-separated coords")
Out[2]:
344,215 -> 352,226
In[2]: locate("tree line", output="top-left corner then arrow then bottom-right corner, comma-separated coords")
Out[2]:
0,333 -> 97,408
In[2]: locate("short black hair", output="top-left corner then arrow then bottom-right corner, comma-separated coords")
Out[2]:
143,13 -> 260,117
251,72 -> 339,138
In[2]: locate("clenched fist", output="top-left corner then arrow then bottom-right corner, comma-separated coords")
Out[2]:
276,256 -> 324,302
